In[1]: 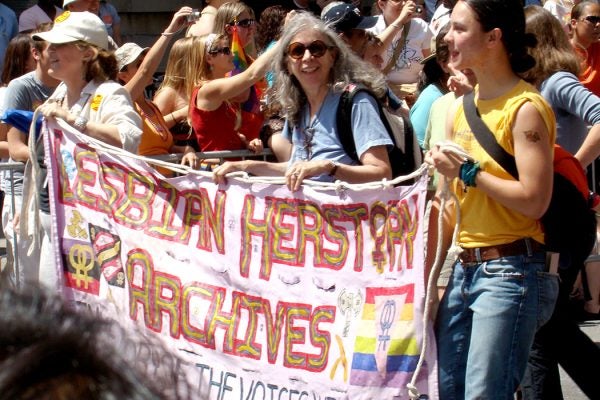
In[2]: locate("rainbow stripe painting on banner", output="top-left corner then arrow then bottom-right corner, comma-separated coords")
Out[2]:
350,284 -> 419,387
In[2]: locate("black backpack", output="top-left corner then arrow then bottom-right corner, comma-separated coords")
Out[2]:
336,84 -> 423,178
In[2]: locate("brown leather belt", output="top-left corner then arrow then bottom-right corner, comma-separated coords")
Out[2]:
459,239 -> 545,264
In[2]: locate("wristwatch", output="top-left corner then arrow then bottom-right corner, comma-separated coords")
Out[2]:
73,115 -> 88,132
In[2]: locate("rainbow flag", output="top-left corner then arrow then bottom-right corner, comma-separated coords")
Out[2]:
349,285 -> 423,387
230,25 -> 263,114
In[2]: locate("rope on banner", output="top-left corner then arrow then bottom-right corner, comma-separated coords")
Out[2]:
406,141 -> 467,399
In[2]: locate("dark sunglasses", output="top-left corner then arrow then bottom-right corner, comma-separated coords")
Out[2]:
287,40 -> 334,60
582,15 -> 600,25
230,18 -> 255,28
209,46 -> 231,56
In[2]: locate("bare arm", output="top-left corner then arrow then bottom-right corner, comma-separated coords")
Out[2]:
196,42 -> 279,111
575,124 -> 600,168
153,88 -> 188,129
428,102 -> 553,219
7,126 -> 28,162
125,7 -> 192,101
377,0 -> 416,53
0,123 -> 10,159
212,160 -> 288,183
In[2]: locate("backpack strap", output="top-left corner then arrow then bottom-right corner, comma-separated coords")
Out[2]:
463,91 -> 519,179
336,85 -> 360,162
336,84 -> 399,161
335,84 -> 417,177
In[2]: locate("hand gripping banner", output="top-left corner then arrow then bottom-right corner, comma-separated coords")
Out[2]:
43,119 -> 438,399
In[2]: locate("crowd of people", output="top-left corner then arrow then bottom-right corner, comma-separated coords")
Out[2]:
0,0 -> 598,398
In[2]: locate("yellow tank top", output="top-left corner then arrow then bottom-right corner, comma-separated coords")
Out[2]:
452,80 -> 556,247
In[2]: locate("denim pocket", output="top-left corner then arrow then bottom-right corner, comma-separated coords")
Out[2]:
536,271 -> 559,328
481,259 -> 525,278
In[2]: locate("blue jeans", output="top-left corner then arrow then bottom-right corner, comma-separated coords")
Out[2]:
435,252 -> 558,399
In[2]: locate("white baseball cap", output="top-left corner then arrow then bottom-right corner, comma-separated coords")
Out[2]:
32,11 -> 109,51
63,0 -> 77,7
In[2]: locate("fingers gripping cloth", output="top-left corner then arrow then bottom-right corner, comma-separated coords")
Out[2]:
406,141 -> 468,399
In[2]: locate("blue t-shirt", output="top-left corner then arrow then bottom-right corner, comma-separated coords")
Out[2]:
409,83 -> 444,148
282,89 -> 392,182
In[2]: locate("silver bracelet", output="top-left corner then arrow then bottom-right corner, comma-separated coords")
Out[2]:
73,115 -> 88,132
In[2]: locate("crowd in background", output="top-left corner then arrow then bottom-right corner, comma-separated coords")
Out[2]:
0,0 -> 598,398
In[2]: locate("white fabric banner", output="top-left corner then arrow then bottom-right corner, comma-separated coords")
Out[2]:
45,119 -> 438,399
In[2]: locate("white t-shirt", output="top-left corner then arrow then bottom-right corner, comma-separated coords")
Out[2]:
544,0 -> 574,26
368,15 -> 433,85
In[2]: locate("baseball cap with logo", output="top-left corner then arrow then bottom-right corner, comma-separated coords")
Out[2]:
115,42 -> 149,71
321,3 -> 377,33
32,11 -> 109,51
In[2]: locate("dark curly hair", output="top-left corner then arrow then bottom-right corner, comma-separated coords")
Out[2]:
256,5 -> 287,52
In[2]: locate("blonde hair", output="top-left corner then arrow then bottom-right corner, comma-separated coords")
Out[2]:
213,1 -> 255,37
156,36 -> 211,102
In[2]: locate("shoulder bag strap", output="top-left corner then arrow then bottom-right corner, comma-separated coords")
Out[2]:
462,90 -> 519,179
382,20 -> 411,75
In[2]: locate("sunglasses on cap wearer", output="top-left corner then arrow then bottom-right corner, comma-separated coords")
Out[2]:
287,40 -> 335,60
209,46 -> 231,55
228,18 -> 256,28
582,15 -> 600,25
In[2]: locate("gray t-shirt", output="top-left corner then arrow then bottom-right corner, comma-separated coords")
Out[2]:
540,71 -> 600,155
1,71 -> 54,195
282,89 -> 392,182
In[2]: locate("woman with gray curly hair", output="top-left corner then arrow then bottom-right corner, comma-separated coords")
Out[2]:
214,11 -> 393,191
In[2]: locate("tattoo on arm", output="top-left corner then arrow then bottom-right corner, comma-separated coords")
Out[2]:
523,130 -> 541,143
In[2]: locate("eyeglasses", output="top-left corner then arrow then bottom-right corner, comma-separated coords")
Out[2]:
582,15 -> 600,25
287,40 -> 334,60
209,46 -> 231,56
230,18 -> 255,28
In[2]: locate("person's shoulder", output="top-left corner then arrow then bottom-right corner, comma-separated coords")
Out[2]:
0,3 -> 16,18
6,71 -> 37,90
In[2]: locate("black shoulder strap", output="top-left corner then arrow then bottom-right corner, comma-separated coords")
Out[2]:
336,85 -> 359,162
463,91 -> 519,179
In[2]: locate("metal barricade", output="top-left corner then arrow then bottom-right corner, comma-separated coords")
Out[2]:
0,150 -> 273,285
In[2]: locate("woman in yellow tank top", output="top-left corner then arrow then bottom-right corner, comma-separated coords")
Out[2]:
425,0 -> 559,398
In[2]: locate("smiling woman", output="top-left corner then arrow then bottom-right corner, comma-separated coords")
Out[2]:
32,11 -> 142,292
212,12 -> 393,191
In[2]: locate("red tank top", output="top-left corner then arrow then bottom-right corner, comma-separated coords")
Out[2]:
190,86 -> 246,151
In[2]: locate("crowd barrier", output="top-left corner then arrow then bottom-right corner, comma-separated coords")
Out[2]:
0,149 -> 273,284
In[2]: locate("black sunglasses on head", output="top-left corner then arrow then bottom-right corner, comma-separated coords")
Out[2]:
287,40 -> 334,60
